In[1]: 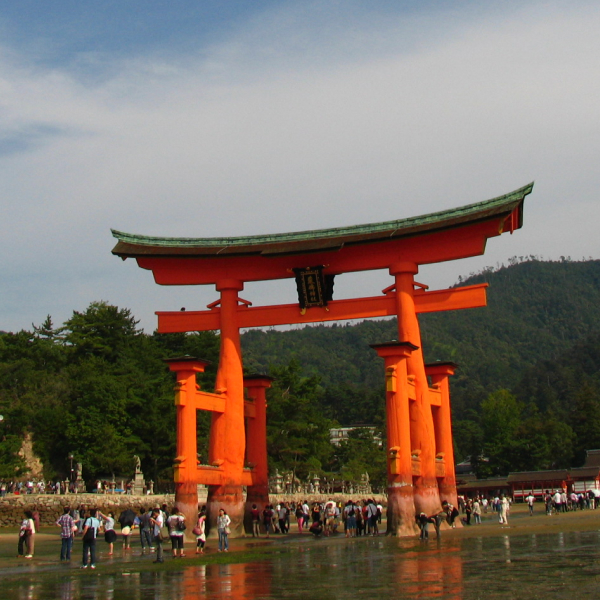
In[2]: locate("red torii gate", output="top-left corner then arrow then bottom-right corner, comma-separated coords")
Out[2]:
111,182 -> 533,536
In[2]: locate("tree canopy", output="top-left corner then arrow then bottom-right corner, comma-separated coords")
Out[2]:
2,258 -> 600,485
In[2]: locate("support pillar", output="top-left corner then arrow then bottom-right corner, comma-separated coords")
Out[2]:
390,261 -> 442,516
243,375 -> 273,533
427,362 -> 459,507
165,357 -> 210,537
207,279 -> 246,535
371,342 -> 420,536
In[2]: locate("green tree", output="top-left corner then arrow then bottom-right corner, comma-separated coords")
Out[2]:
266,360 -> 334,479
332,428 -> 386,490
569,383 -> 600,465
478,389 -> 523,477
507,413 -> 573,472
60,301 -> 140,362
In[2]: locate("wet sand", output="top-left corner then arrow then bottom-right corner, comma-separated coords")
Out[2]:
1,503 -> 600,599
2,503 -> 599,568
445,501 -> 600,538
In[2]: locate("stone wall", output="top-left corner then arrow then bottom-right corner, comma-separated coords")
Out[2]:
0,494 -> 173,527
0,492 -> 387,527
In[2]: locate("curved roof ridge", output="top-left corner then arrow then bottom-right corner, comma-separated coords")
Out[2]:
112,182 -> 533,249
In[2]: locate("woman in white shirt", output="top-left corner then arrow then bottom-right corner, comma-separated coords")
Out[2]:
217,508 -> 231,552
167,507 -> 186,558
18,510 -> 36,558
98,511 -> 117,555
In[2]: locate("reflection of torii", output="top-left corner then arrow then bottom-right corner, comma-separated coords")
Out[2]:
134,455 -> 141,473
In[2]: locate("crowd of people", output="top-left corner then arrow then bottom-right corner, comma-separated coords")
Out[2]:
15,498 -> 386,566
17,503 -> 216,567
1,480 -> 51,496
414,494 -> 513,538
15,489 -> 599,566
1,478 -> 155,496
249,499 -> 384,538
526,489 -> 600,515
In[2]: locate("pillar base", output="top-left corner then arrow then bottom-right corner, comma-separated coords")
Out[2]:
207,484 -> 245,538
413,477 -> 443,517
386,483 -> 419,537
175,481 -> 199,542
438,479 -> 459,508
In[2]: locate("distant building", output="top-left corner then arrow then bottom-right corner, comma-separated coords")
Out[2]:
457,449 -> 600,500
329,425 -> 381,447
456,473 -> 510,498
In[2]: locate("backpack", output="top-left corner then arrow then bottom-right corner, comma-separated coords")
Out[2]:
83,518 -> 95,541
176,516 -> 186,532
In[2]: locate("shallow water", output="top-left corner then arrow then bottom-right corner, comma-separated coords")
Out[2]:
4,531 -> 600,599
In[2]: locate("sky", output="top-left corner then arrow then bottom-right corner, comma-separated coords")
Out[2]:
1,0 -> 599,334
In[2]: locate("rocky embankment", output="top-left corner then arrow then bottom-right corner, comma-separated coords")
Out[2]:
0,493 -> 173,526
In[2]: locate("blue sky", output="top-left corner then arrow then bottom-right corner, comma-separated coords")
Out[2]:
1,1 -> 259,66
1,1 -> 599,333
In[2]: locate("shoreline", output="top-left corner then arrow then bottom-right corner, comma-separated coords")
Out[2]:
1,503 -> 599,573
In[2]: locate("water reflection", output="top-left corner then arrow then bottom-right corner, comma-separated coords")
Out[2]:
5,531 -> 600,599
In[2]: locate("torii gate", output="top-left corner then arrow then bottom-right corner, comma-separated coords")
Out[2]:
111,182 -> 533,536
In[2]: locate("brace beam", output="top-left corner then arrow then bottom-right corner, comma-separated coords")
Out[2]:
157,284 -> 488,333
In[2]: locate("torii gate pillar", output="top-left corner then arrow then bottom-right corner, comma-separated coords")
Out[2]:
371,342 -> 420,536
427,362 -> 459,507
207,279 -> 246,535
391,262 -> 442,516
244,375 -> 273,532
165,357 -> 210,533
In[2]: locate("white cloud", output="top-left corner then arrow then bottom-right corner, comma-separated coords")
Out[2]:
0,1 -> 599,332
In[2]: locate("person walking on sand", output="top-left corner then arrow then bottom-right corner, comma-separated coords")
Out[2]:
367,499 -> 379,536
137,508 -> 154,555
472,498 -> 482,524
98,511 -> 117,555
295,503 -> 305,534
526,492 -> 535,516
344,501 -> 357,538
431,510 -> 446,538
81,509 -> 100,569
18,510 -> 36,558
416,512 -> 429,540
167,507 -> 186,558
499,495 -> 509,525
56,506 -> 75,561
217,508 -> 231,552
262,504 -> 274,537
251,504 -> 261,537
150,507 -> 164,563
195,506 -> 207,554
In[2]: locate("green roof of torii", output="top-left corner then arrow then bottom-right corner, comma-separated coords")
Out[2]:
111,182 -> 533,258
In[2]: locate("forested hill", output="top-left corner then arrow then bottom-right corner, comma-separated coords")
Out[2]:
242,259 -> 600,421
2,259 -> 600,486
